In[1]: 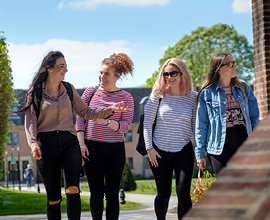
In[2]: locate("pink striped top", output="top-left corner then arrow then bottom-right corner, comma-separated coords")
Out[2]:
76,86 -> 134,143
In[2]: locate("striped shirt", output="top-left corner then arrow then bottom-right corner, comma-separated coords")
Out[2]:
76,86 -> 134,143
143,90 -> 197,152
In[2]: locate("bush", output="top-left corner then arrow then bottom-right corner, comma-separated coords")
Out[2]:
191,170 -> 216,205
123,162 -> 136,191
192,166 -> 214,178
134,174 -> 154,180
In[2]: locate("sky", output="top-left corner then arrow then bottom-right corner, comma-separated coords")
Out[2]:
1,0 -> 253,90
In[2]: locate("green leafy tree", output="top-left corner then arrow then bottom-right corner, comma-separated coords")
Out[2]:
145,23 -> 254,87
123,162 -> 136,191
0,31 -> 14,178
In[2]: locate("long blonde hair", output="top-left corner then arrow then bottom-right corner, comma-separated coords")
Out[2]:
150,58 -> 192,99
195,52 -> 246,106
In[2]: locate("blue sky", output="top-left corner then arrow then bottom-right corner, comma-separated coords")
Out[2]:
1,0 -> 252,89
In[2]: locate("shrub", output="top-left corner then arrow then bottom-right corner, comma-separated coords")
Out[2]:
191,169 -> 216,205
123,162 -> 136,191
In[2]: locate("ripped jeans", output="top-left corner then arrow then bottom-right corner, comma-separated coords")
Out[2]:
37,131 -> 81,220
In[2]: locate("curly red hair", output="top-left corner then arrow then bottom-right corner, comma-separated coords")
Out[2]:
101,53 -> 134,76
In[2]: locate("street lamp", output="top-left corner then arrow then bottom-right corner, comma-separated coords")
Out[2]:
11,152 -> 14,190
16,143 -> 21,191
5,150 -> 8,189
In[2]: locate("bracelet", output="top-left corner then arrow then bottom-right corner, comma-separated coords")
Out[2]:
147,148 -> 153,152
105,119 -> 111,126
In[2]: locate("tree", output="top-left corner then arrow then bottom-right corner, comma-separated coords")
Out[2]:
123,162 -> 136,191
145,23 -> 254,87
0,31 -> 14,179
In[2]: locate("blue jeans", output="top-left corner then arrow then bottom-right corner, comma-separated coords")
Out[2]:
26,176 -> 32,188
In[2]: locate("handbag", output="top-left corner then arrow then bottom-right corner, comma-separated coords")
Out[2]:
136,98 -> 161,156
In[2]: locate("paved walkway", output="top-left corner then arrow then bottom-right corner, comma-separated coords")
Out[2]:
1,184 -> 178,219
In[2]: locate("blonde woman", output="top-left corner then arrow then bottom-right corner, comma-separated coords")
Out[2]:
195,52 -> 260,175
143,58 -> 197,220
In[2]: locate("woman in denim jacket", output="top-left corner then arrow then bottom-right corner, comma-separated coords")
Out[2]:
195,52 -> 260,175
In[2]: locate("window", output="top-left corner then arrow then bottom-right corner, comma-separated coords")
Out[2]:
7,133 -> 12,145
13,133 -> 19,145
127,130 -> 132,142
128,157 -> 133,169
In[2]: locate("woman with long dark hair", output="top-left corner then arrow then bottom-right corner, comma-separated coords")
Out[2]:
17,51 -> 130,220
195,52 -> 260,175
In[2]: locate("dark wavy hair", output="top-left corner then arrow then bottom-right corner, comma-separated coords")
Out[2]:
16,51 -> 64,114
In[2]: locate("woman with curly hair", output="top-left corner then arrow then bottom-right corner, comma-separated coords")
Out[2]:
195,52 -> 260,175
143,58 -> 197,220
76,53 -> 134,220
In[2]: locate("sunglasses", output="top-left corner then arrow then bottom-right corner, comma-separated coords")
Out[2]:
163,71 -> 179,79
220,61 -> 238,68
103,58 -> 118,64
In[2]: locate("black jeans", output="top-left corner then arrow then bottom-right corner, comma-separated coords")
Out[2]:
150,142 -> 194,220
208,125 -> 248,175
36,131 -> 82,220
84,140 -> 126,220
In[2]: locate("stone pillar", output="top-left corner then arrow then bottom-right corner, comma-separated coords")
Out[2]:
252,0 -> 270,119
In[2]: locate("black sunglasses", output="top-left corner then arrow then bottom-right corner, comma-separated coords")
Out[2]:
220,61 -> 238,68
163,71 -> 179,79
103,58 -> 118,64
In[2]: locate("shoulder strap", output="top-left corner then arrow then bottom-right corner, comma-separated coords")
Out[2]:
87,86 -> 99,106
154,98 -> 162,123
84,86 -> 99,127
62,81 -> 73,103
34,83 -> 43,119
34,81 -> 73,120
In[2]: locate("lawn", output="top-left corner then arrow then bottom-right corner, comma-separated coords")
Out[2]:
0,188 -> 143,216
80,179 -> 214,196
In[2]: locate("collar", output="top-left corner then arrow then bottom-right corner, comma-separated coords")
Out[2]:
214,80 -> 239,91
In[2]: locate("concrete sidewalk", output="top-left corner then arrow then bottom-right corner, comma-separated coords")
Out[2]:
1,184 -> 178,219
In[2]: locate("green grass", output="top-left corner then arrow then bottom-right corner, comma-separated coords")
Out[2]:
0,188 -> 143,216
81,179 -> 203,196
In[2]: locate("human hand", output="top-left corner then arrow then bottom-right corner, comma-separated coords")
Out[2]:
196,158 -> 206,169
147,148 -> 161,168
31,145 -> 42,160
80,144 -> 89,159
112,101 -> 131,112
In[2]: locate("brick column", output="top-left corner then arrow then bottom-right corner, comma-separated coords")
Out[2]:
252,0 -> 270,119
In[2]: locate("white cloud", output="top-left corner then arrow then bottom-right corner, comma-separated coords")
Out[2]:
58,0 -> 171,9
8,39 -> 132,89
232,0 -> 251,13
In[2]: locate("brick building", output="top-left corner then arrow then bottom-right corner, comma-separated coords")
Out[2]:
184,0 -> 270,219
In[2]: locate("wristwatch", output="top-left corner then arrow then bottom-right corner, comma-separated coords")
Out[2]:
105,119 -> 111,126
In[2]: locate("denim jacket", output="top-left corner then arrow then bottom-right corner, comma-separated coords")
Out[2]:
195,80 -> 260,160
